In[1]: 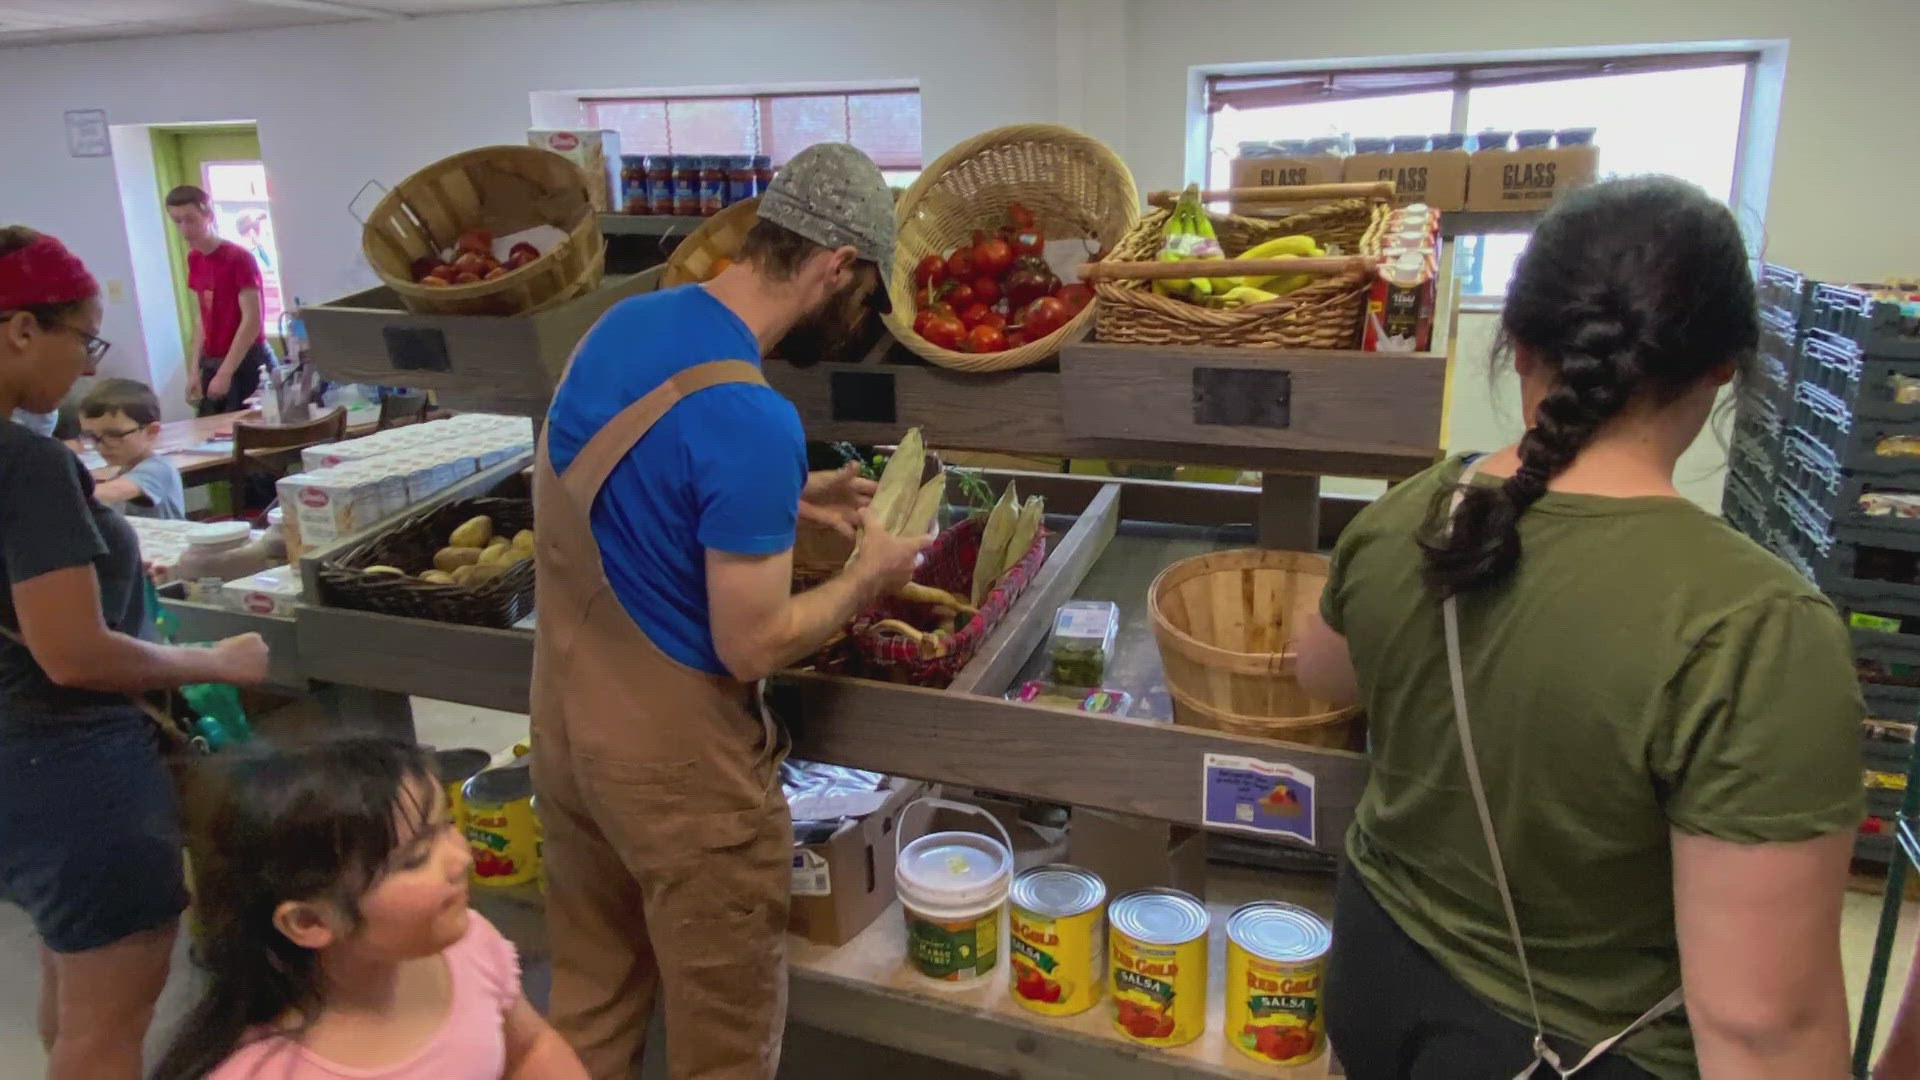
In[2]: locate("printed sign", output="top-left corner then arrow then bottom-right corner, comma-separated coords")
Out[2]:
64,110 -> 109,158
1201,753 -> 1315,846
790,849 -> 832,898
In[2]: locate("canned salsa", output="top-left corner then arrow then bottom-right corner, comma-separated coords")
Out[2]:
1009,865 -> 1106,1016
1109,888 -> 1208,1046
463,760 -> 538,887
1226,901 -> 1331,1065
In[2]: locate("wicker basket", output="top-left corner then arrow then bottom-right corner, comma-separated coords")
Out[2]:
806,515 -> 1047,688
884,124 -> 1138,373
317,497 -> 534,628
662,197 -> 760,288
1091,193 -> 1390,351
362,145 -> 605,318
1149,549 -> 1361,749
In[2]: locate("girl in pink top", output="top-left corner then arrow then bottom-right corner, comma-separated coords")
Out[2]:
149,738 -> 586,1080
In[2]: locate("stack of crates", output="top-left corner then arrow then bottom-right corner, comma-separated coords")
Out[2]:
1759,279 -> 1920,862
1724,264 -> 1808,551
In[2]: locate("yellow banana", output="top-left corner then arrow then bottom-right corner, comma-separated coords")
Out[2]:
1240,234 -> 1322,261
1215,285 -> 1282,308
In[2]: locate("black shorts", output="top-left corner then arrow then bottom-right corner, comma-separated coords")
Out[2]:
1325,861 -> 1659,1080
0,713 -> 187,953
197,341 -> 275,417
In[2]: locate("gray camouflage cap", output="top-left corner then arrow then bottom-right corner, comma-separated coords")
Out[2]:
757,143 -> 895,311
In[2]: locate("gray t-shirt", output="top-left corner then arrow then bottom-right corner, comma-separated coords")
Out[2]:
1,420 -> 150,722
118,454 -> 185,520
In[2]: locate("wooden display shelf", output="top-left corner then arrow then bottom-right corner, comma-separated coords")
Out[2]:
158,591 -> 306,693
787,895 -> 1335,1078
597,213 -> 710,237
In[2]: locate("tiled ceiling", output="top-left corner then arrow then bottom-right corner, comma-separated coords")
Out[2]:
0,0 -> 612,48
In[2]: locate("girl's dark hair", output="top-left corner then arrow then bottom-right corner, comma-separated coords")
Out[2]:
1418,176 -> 1760,596
0,225 -> 91,327
150,738 -> 437,1080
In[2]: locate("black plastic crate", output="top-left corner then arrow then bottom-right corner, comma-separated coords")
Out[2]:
1790,385 -> 1852,456
1836,421 -> 1920,477
1775,484 -> 1833,582
1780,428 -> 1843,510
1807,284 -> 1920,360
1721,471 -> 1768,541
1797,329 -> 1864,403
1864,718 -> 1918,769
1855,356 -> 1920,423
1838,474 -> 1920,548
1865,683 -> 1920,723
1758,263 -> 1811,335
1858,830 -> 1897,864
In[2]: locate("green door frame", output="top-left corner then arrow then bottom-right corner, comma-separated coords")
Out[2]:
151,124 -> 282,365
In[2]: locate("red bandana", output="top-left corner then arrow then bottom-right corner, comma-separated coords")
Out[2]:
0,234 -> 99,312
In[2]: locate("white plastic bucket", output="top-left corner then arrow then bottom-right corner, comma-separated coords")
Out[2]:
895,797 -> 1014,984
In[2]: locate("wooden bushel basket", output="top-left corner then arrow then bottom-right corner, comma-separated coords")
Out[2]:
1149,548 -> 1362,748
662,197 -> 760,288
361,145 -> 605,317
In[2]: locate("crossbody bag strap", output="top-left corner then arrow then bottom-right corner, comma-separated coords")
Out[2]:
1442,460 -> 1681,1079
0,621 -> 199,752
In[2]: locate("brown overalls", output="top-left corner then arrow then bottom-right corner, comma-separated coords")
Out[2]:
530,360 -> 792,1080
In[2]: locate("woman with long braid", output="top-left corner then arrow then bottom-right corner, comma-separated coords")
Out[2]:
1301,177 -> 1859,1078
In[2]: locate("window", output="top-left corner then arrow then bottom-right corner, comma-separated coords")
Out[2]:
1205,52 -> 1757,297
200,160 -> 285,333
586,88 -> 923,188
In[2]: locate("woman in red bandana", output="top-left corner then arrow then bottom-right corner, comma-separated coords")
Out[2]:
0,227 -> 269,1080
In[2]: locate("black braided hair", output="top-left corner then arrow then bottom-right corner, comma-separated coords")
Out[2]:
1419,176 -> 1759,596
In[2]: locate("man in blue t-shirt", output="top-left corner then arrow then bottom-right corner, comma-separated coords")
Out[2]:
535,143 -> 927,1078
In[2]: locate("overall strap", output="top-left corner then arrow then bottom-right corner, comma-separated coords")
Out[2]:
1441,460 -> 1682,1079
556,360 -> 767,508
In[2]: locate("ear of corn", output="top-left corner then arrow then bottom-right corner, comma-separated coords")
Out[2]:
1002,495 -> 1045,576
904,474 -> 945,539
869,428 -> 924,535
972,482 -> 1019,607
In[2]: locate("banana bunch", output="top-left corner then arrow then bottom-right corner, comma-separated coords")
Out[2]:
1153,184 -> 1232,302
1240,233 -> 1323,296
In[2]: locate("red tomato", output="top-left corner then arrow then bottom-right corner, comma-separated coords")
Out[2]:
978,310 -> 1007,331
1008,201 -> 1036,230
958,302 -> 993,329
967,324 -> 1007,353
970,275 -> 1002,307
922,313 -> 965,350
973,237 -> 1013,278
1056,282 -> 1094,313
946,247 -> 976,280
912,309 -> 938,339
944,282 -> 977,312
914,253 -> 947,289
1020,295 -> 1070,339
1004,328 -> 1027,349
1011,229 -> 1045,258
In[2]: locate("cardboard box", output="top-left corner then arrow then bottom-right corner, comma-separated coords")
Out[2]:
1068,808 -> 1208,901
219,565 -> 305,617
788,777 -> 929,946
1229,154 -> 1344,215
1466,144 -> 1599,212
1342,150 -> 1468,211
528,129 -> 621,213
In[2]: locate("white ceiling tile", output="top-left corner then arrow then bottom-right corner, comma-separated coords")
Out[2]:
0,0 -> 608,47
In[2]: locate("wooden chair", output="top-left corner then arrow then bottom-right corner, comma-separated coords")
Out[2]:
377,391 -> 431,431
230,406 -> 348,519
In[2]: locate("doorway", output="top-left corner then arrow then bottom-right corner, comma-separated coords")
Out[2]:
152,124 -> 286,353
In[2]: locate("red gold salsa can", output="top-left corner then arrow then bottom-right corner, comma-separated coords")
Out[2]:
1225,900 -> 1331,1065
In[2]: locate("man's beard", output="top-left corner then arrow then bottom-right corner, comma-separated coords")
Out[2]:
776,278 -> 873,364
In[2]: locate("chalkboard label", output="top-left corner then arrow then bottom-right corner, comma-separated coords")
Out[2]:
383,327 -> 451,373
830,370 -> 897,424
1192,367 -> 1291,428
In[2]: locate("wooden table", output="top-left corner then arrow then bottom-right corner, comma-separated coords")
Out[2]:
91,409 -> 381,485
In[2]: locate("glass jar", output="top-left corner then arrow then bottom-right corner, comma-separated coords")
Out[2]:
698,156 -> 726,216
177,521 -> 270,602
646,156 -> 674,215
752,155 -> 774,195
619,154 -> 649,214
671,156 -> 701,216
726,156 -> 755,206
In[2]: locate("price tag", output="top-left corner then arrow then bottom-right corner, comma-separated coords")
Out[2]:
1201,753 -> 1315,846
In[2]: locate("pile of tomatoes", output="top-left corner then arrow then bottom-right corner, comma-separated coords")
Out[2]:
409,229 -> 542,288
1114,997 -> 1178,1040
908,201 -> 1094,354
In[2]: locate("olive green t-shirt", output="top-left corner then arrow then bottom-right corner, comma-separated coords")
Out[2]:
1322,455 -> 1864,1079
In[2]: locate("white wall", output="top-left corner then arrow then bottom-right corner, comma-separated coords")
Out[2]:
3,0 -> 1914,498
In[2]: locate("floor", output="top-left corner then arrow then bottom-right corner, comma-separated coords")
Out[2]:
0,696 -> 1912,1077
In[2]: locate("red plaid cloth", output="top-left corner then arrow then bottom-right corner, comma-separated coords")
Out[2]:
809,515 -> 1047,687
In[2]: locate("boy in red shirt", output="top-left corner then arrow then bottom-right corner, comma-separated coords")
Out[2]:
166,185 -> 274,417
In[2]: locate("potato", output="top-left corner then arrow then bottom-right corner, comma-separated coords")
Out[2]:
467,562 -> 508,586
448,515 -> 494,549
419,570 -> 455,585
511,529 -> 535,553
478,540 -> 513,566
450,565 -> 476,586
433,546 -> 484,573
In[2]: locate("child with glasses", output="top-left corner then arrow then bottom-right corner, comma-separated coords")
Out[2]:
79,378 -> 184,520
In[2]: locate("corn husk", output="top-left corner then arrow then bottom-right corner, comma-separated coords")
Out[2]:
870,429 -> 924,535
972,482 -> 1018,607
903,473 -> 945,539
1002,495 -> 1045,574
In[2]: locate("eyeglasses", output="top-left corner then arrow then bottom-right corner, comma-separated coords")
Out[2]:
60,325 -> 111,363
82,426 -> 142,446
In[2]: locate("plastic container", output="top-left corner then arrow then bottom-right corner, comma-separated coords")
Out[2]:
178,521 -> 269,601
1049,600 -> 1119,687
1009,864 -> 1108,1016
1472,130 -> 1512,151
1351,136 -> 1391,154
1110,888 -> 1210,1047
1390,134 -> 1430,152
1225,901 -> 1331,1066
1272,139 -> 1309,156
896,797 -> 1013,985
1430,132 -> 1468,151
464,758 -> 538,887
1303,136 -> 1345,156
1515,128 -> 1555,149
1555,127 -> 1597,146
1009,680 -> 1134,716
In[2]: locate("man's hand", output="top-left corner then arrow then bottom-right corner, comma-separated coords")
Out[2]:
186,378 -> 203,406
800,462 -> 878,539
206,368 -> 232,401
849,506 -> 929,595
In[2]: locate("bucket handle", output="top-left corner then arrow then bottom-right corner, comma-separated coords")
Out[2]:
895,796 -> 1015,866
348,179 -> 391,228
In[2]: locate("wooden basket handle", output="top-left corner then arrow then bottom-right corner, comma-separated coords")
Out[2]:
1079,255 -> 1378,283
1145,181 -> 1394,208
